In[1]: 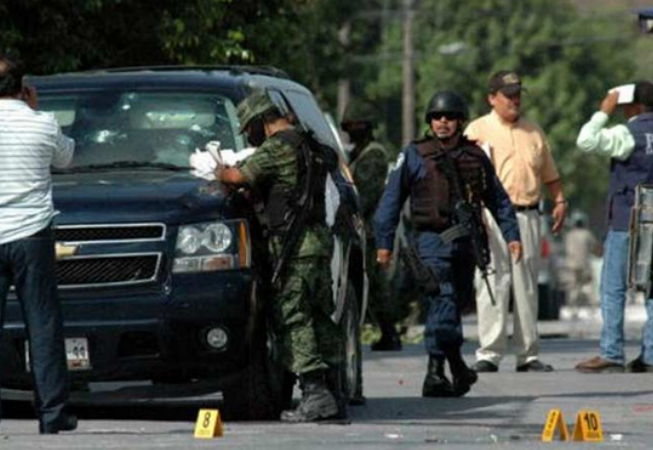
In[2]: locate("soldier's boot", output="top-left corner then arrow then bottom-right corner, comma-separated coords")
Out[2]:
371,315 -> 402,351
371,326 -> 402,351
446,349 -> 478,397
422,356 -> 455,398
325,364 -> 349,420
280,370 -> 339,423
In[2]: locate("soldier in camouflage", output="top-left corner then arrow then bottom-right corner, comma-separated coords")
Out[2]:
341,101 -> 402,352
216,90 -> 343,422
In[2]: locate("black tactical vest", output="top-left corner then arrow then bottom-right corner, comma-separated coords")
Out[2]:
410,136 -> 488,231
263,129 -> 334,235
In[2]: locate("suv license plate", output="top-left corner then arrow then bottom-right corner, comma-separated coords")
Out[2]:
25,337 -> 91,372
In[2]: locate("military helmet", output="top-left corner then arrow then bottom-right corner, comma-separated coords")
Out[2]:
424,90 -> 469,124
236,90 -> 279,133
341,100 -> 378,127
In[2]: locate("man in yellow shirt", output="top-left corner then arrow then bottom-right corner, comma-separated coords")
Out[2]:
465,71 -> 567,373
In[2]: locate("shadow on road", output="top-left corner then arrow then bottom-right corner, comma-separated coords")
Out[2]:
350,396 -> 535,423
2,401 -> 208,422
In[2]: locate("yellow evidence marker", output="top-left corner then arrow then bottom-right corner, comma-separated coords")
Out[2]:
194,409 -> 223,439
541,409 -> 570,442
572,410 -> 604,442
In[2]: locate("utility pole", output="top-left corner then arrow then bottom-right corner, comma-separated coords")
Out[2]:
402,0 -> 415,145
337,21 -> 352,122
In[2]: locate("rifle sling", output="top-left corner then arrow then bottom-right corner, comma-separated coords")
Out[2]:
438,223 -> 469,244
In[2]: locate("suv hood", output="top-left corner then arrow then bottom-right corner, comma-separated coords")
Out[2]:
53,170 -> 231,225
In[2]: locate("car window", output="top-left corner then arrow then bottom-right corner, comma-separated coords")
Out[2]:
279,89 -> 338,149
39,91 -> 242,168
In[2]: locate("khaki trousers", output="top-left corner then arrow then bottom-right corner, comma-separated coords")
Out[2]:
475,209 -> 541,366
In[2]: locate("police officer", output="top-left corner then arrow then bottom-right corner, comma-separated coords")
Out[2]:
341,101 -> 403,352
216,90 -> 343,421
374,91 -> 522,397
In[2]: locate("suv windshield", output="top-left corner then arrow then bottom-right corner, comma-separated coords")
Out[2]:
39,90 -> 243,169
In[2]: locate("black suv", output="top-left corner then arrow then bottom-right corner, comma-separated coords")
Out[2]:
0,66 -> 366,419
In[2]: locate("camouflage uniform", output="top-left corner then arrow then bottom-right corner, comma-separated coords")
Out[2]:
238,132 -> 342,375
349,142 -> 398,324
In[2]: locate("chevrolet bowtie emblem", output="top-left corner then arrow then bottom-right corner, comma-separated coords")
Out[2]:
55,243 -> 79,260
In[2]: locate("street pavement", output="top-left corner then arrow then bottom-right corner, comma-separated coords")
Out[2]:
2,308 -> 653,449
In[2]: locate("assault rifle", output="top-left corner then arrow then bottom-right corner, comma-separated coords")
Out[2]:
436,149 -> 496,306
270,131 -> 336,289
400,243 -> 441,296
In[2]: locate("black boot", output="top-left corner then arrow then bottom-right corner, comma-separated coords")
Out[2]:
325,364 -> 350,420
371,318 -> 402,351
422,356 -> 455,397
280,370 -> 339,423
445,349 -> 478,397
371,328 -> 402,351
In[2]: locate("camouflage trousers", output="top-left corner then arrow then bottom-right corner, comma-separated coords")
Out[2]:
272,258 -> 343,375
365,233 -> 408,326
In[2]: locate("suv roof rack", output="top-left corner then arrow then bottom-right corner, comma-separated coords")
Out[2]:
83,65 -> 290,79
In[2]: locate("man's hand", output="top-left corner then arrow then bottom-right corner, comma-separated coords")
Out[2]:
508,241 -> 522,263
376,249 -> 392,270
214,163 -> 226,182
600,91 -> 619,115
551,202 -> 567,235
215,164 -> 247,186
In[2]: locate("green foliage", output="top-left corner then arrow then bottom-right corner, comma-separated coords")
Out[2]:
0,0 -> 300,72
373,0 -> 637,218
1,0 -> 647,222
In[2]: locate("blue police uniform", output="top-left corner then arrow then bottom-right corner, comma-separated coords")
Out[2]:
374,138 -> 520,359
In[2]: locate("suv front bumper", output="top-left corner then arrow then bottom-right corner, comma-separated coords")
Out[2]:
1,270 -> 255,390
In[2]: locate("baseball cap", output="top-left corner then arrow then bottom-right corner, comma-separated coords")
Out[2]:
488,70 -> 523,95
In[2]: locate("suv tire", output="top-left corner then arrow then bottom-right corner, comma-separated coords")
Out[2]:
222,339 -> 291,420
342,284 -> 363,403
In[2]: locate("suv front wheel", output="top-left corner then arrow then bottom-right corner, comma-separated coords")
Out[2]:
222,335 -> 292,420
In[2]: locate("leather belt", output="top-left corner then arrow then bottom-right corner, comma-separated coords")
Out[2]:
513,203 -> 539,212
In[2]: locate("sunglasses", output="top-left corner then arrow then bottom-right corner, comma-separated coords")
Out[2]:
430,112 -> 463,122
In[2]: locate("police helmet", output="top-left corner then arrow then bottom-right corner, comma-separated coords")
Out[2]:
236,90 -> 279,133
424,90 -> 469,124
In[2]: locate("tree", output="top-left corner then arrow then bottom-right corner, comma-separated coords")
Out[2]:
372,0 -> 637,223
0,0 -> 298,73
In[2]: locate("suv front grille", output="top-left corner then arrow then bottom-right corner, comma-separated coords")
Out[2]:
56,224 -> 165,243
53,223 -> 166,289
56,254 -> 161,288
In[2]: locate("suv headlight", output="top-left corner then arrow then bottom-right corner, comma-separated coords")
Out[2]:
177,226 -> 204,255
173,220 -> 249,273
202,223 -> 233,253
177,223 -> 232,255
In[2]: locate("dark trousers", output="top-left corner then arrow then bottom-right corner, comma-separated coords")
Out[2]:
417,231 -> 475,358
0,226 -> 69,427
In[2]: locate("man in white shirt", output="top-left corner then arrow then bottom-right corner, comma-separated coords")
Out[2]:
0,54 -> 76,433
574,81 -> 653,374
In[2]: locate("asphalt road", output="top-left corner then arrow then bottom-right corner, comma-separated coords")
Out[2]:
2,331 -> 653,449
